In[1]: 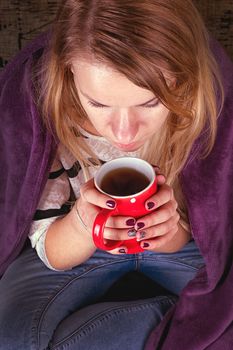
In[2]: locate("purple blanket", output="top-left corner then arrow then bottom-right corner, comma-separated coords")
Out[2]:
0,32 -> 57,275
0,33 -> 233,349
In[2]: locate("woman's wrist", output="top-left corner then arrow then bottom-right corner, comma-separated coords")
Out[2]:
45,206 -> 96,270
67,204 -> 97,251
71,202 -> 94,239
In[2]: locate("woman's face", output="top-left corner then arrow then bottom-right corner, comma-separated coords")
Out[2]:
72,59 -> 170,152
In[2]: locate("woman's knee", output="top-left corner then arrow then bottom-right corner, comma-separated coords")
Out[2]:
49,296 -> 176,350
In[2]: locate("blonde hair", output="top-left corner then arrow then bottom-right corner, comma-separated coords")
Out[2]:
39,0 -> 224,229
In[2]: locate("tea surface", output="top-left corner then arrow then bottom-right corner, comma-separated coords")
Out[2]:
100,167 -> 150,196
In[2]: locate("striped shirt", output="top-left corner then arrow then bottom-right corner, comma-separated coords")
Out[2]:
28,127 -> 138,269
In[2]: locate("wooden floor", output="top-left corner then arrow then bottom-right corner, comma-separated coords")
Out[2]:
0,0 -> 232,69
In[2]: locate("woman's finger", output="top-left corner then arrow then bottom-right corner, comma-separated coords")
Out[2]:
103,227 -> 138,241
136,211 -> 180,241
156,174 -> 166,185
139,227 -> 178,252
152,165 -> 166,185
106,215 -> 136,229
107,245 -> 128,255
135,200 -> 178,230
145,183 -> 174,211
80,178 -> 116,209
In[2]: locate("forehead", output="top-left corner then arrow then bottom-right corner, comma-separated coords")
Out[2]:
71,58 -> 155,106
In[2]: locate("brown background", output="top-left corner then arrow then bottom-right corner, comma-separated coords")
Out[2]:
0,0 -> 232,69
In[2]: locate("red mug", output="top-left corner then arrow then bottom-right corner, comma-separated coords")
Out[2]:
92,157 -> 157,253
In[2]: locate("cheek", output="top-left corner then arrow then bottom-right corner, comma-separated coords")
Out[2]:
77,94 -> 109,123
138,107 -> 169,128
156,106 -> 169,124
83,107 -> 110,129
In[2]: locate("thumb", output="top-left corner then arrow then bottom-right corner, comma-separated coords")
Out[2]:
151,165 -> 166,185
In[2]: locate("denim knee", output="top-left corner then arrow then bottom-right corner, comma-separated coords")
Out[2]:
49,296 -> 176,350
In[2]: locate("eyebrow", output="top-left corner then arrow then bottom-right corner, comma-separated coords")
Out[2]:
80,90 -> 157,107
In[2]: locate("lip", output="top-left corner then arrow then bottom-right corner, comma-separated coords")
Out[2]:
113,141 -> 141,151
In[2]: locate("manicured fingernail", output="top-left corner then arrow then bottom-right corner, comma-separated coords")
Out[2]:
146,202 -> 155,210
119,248 -> 126,254
126,219 -> 136,226
128,229 -> 137,237
136,231 -> 146,241
106,200 -> 116,208
136,222 -> 145,230
142,242 -> 150,248
139,231 -> 146,239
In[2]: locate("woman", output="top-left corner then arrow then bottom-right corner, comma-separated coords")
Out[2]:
0,1 -> 233,349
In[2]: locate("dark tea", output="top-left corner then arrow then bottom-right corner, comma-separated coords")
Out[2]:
100,167 -> 150,196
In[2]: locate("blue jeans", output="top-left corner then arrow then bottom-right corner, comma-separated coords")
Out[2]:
0,241 -> 204,350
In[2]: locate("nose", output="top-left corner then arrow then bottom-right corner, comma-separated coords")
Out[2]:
111,108 -> 139,143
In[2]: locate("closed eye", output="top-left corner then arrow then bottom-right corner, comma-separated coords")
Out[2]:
142,99 -> 160,108
87,98 -> 160,108
87,100 -> 107,108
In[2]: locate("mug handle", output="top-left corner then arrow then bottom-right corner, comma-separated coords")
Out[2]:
93,209 -> 123,250
92,209 -> 144,253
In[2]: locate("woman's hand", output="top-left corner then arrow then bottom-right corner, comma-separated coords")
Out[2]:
77,172 -> 191,255
77,178 -> 138,243
45,176 -> 138,270
134,174 -> 191,253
